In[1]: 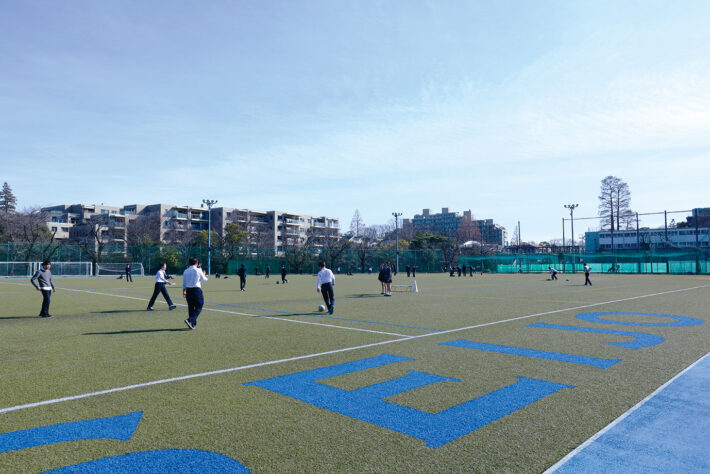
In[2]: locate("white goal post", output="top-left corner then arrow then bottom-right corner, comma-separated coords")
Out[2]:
95,263 -> 145,278
0,261 -> 92,278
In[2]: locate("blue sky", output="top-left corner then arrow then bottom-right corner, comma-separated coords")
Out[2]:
1,0 -> 709,242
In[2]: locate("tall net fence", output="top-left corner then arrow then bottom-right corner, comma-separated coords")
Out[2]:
461,249 -> 709,275
0,242 -> 446,276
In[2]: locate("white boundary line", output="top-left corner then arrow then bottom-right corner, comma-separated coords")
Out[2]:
3,283 -> 409,338
1,283 -> 708,416
544,352 -> 710,473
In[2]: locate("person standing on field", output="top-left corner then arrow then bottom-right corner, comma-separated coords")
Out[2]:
237,264 -> 247,291
280,264 -> 288,284
548,266 -> 559,280
30,261 -> 56,317
316,261 -> 335,314
584,263 -> 592,286
182,257 -> 208,329
147,263 -> 176,311
125,264 -> 133,282
383,262 -> 393,296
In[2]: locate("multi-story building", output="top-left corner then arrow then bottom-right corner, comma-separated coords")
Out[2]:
586,227 -> 710,251
211,207 -> 340,253
476,219 -> 507,246
584,207 -> 710,252
403,208 -> 507,245
42,203 -> 340,254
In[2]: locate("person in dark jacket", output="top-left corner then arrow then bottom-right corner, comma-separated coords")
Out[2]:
237,264 -> 247,291
383,262 -> 393,296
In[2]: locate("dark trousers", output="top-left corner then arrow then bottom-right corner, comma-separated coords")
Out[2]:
239,277 -> 246,290
585,273 -> 592,286
125,271 -> 132,282
281,273 -> 287,283
320,282 -> 334,309
148,283 -> 173,307
551,273 -> 558,280
185,287 -> 204,326
39,290 -> 52,316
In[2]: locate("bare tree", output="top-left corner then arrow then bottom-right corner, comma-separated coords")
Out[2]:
354,227 -> 377,272
127,212 -> 161,246
318,234 -> 350,270
456,214 -> 482,244
75,219 -> 115,274
598,176 -> 633,231
5,208 -> 58,261
350,209 -> 365,237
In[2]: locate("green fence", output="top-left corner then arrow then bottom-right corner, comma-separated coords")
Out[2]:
0,242 -> 445,276
460,250 -> 710,275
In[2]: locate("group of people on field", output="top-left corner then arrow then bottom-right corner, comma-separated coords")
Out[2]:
547,264 -> 592,285
29,258 -> 593,328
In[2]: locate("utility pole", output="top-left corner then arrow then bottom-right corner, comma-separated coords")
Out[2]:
201,199 -> 218,275
392,212 -> 402,274
564,204 -> 578,273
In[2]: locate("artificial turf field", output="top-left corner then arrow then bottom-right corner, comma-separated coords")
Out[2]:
1,272 -> 708,472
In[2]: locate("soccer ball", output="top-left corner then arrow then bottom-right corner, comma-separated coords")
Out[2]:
318,305 -> 326,312
276,281 -> 279,284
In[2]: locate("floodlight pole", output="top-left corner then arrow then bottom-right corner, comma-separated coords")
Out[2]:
202,199 -> 218,275
392,212 -> 402,274
564,204 -> 579,252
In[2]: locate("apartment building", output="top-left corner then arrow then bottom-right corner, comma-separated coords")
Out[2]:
403,208 -> 507,245
212,207 -> 340,253
42,203 -> 339,253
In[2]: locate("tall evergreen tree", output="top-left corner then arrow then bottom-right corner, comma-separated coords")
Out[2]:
0,182 -> 17,214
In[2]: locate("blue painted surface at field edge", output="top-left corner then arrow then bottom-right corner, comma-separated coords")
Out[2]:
0,412 -> 142,454
555,353 -> 710,473
44,449 -> 251,473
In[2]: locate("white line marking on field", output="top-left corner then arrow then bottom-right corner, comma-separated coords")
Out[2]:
543,352 -> 710,473
58,286 -> 410,337
0,283 -> 708,415
0,282 -> 409,337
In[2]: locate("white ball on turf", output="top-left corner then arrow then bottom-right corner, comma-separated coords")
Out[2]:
318,305 -> 326,312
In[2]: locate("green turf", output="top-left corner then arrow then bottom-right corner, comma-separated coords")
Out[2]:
1,273 -> 709,472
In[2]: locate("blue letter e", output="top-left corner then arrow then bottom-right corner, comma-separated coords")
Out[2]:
245,354 -> 572,448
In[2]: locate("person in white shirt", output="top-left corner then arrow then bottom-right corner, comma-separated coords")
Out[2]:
147,263 -> 176,311
316,261 -> 335,314
182,257 -> 208,329
583,263 -> 592,286
548,266 -> 558,280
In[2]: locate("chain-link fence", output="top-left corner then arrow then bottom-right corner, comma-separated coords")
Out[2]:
461,249 -> 710,274
0,242 -> 446,276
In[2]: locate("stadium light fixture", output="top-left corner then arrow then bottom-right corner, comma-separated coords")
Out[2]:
202,199 -> 218,275
564,204 -> 579,252
392,212 -> 402,274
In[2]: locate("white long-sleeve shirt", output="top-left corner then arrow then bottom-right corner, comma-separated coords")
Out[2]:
182,265 -> 208,288
155,269 -> 170,284
316,268 -> 335,290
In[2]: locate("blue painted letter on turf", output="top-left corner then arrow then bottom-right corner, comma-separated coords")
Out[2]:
0,411 -> 142,454
527,323 -> 664,349
45,449 -> 250,473
576,312 -> 704,327
245,353 -> 573,448
440,340 -> 621,369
